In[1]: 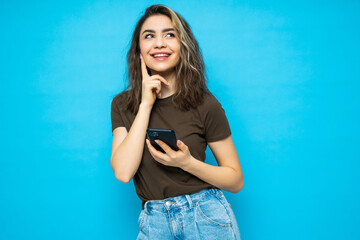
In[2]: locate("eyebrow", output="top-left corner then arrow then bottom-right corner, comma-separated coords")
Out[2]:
141,28 -> 175,35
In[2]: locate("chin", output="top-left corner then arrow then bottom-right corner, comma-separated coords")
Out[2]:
145,57 -> 179,74
149,65 -> 176,74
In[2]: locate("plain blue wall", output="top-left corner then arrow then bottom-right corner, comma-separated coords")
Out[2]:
1,0 -> 359,239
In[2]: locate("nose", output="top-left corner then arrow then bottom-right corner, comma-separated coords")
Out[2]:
154,36 -> 166,48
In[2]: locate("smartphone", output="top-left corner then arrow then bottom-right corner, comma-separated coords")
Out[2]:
146,128 -> 178,153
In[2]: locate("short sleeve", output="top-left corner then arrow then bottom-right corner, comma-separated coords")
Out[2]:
202,94 -> 231,142
111,96 -> 125,133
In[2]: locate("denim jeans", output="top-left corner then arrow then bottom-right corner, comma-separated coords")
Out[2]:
137,188 -> 241,240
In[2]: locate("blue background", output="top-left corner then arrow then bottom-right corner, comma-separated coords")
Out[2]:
1,0 -> 359,239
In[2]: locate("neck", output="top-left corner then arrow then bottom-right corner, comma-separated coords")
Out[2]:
150,69 -> 176,99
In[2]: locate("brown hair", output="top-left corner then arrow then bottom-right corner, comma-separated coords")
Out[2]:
122,4 -> 208,114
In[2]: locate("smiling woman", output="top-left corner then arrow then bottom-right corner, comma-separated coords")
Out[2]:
110,4 -> 243,240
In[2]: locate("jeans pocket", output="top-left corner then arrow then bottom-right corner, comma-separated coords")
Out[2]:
196,194 -> 232,228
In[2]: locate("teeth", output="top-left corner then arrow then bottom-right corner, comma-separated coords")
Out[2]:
153,53 -> 170,57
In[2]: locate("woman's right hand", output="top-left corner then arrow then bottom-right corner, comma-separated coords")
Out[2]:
140,54 -> 170,106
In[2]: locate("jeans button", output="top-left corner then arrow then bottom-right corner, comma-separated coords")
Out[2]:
166,201 -> 175,207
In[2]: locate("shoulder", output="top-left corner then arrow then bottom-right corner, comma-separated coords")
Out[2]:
198,92 -> 224,111
204,92 -> 221,104
111,91 -> 130,109
111,91 -> 134,118
195,91 -> 227,122
112,91 -> 128,103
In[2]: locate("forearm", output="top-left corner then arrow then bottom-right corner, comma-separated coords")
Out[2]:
111,103 -> 152,182
182,156 -> 244,193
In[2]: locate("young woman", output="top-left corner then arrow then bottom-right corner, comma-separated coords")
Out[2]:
110,4 -> 244,240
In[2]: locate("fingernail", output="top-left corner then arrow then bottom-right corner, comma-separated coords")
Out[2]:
177,140 -> 181,144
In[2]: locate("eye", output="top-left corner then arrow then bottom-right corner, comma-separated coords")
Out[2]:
165,32 -> 176,37
145,34 -> 154,39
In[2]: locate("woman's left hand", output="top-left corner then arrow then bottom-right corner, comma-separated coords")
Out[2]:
146,139 -> 192,169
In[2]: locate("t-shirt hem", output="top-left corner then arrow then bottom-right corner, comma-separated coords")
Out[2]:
206,131 -> 231,143
140,186 -> 220,209
112,124 -> 125,132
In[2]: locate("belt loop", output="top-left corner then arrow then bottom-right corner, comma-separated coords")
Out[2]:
185,194 -> 193,209
144,201 -> 150,214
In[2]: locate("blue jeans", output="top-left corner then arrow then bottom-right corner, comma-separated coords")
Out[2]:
137,188 -> 241,240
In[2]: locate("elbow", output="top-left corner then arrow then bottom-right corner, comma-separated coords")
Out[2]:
230,177 -> 244,193
111,157 -> 133,183
114,170 -> 132,183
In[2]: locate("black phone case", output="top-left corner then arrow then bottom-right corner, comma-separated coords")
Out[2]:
146,128 -> 178,153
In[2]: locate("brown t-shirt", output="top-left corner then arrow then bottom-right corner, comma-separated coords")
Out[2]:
111,92 -> 231,206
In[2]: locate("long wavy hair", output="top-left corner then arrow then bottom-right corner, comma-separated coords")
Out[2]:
121,4 -> 208,114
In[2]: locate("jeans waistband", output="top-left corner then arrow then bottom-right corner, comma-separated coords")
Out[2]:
143,188 -> 222,214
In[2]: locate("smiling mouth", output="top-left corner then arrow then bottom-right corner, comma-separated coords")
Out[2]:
151,53 -> 171,58
150,53 -> 172,61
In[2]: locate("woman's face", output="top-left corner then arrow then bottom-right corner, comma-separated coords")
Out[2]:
139,14 -> 180,75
